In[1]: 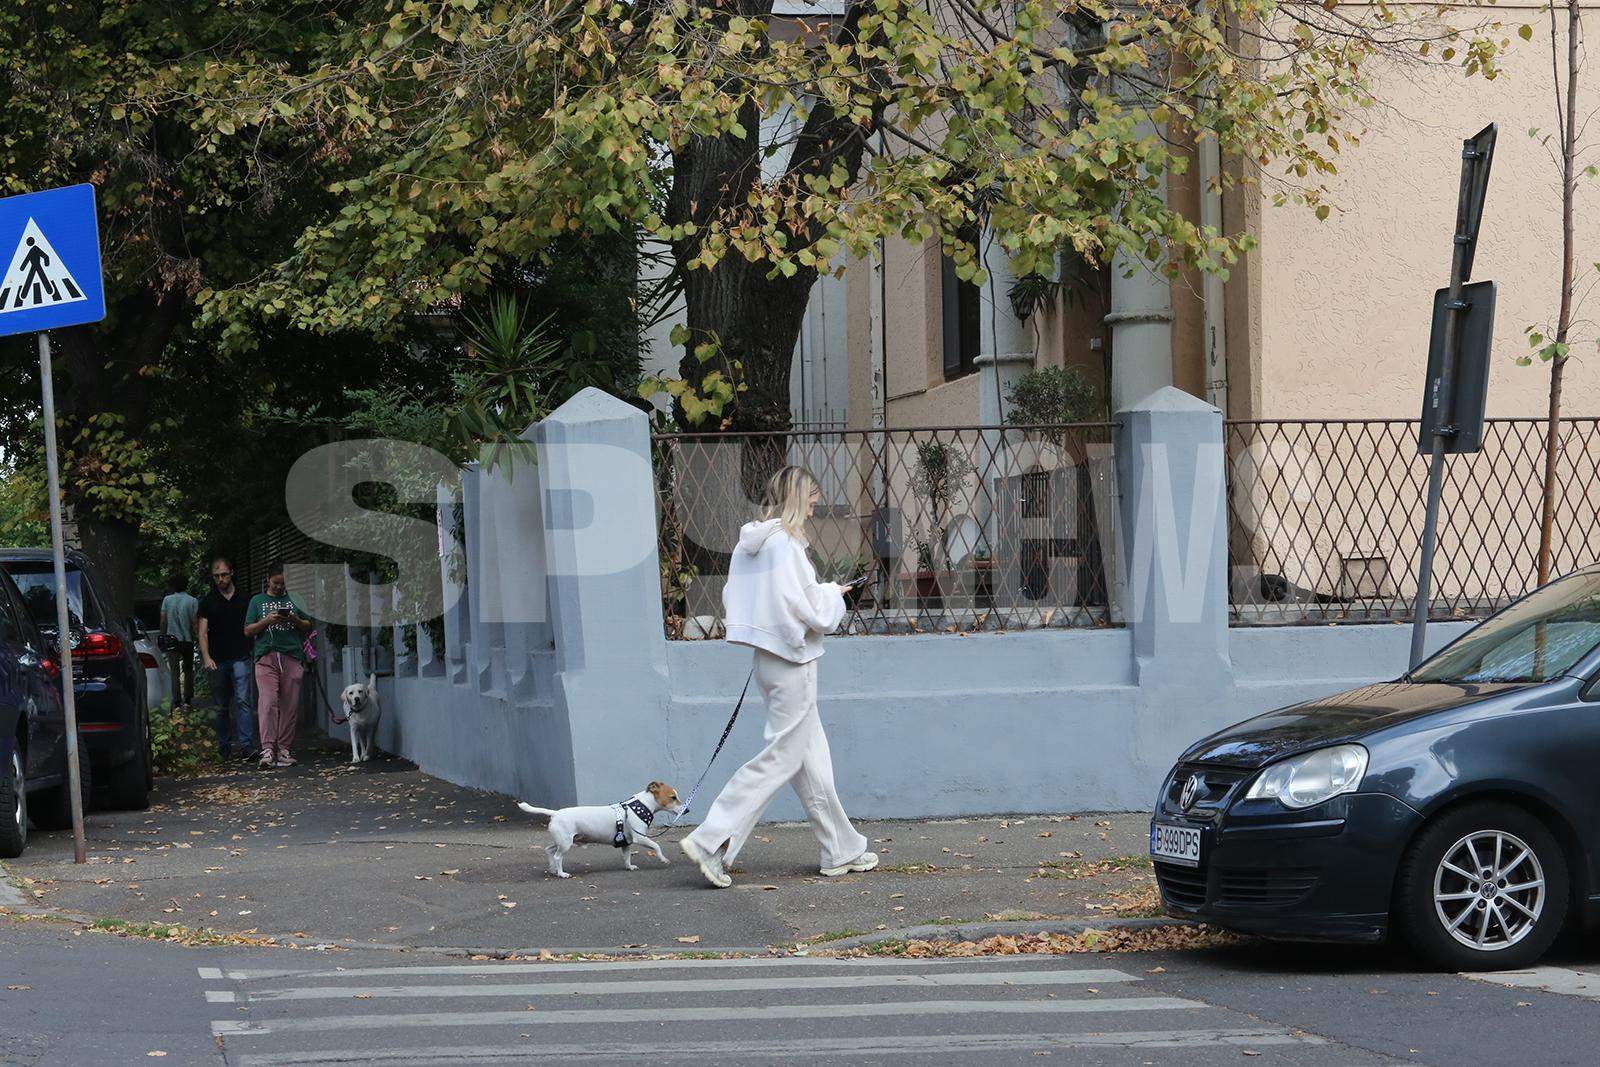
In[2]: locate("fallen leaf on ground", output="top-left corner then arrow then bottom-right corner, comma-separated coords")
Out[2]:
675,935 -> 701,944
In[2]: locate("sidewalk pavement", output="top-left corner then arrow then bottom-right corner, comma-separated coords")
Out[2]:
0,744 -> 1160,954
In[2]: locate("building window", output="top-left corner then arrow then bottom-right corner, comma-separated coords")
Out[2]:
941,253 -> 981,381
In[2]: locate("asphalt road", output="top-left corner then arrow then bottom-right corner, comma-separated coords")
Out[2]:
6,917 -> 1600,1066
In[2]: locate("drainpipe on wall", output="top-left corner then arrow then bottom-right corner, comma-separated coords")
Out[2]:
1105,117 -> 1176,413
974,226 -> 1037,553
1199,107 -> 1229,416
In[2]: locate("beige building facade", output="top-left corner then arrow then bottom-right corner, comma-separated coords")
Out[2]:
749,20 -> 1600,433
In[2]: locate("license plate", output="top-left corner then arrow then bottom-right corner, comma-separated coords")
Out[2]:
1150,822 -> 1202,867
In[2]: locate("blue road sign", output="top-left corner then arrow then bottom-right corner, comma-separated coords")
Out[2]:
0,184 -> 105,338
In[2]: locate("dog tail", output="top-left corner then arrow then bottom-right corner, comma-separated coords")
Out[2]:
516,802 -> 558,819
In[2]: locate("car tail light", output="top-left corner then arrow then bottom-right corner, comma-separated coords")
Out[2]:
38,657 -> 60,679
74,631 -> 124,658
137,652 -> 159,669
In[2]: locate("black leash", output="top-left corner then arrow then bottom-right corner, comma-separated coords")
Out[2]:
647,668 -> 753,839
303,641 -> 349,724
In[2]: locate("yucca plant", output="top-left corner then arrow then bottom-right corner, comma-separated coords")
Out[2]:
451,294 -> 564,473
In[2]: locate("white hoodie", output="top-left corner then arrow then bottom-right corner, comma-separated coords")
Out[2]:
722,518 -> 846,664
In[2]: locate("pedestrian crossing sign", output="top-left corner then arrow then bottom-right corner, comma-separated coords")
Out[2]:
0,184 -> 105,338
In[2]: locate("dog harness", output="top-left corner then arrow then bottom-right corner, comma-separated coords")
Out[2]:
611,799 -> 654,848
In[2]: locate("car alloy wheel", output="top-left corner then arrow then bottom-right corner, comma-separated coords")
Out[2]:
8,749 -> 22,837
1433,829 -> 1545,952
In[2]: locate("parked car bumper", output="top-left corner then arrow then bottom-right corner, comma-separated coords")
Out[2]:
71,679 -> 139,767
1152,792 -> 1423,943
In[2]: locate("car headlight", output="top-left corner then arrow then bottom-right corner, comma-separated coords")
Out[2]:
1243,744 -> 1369,809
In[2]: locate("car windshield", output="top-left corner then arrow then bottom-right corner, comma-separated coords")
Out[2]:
3,563 -> 94,631
1412,571 -> 1600,684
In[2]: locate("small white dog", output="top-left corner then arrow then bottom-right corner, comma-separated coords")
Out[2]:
517,782 -> 683,878
339,673 -> 382,764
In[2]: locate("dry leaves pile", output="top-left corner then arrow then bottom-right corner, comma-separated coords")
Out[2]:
832,924 -> 1240,958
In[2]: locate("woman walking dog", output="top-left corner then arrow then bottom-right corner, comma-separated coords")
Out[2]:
680,466 -> 878,888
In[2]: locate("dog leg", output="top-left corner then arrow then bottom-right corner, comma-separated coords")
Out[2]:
623,846 -> 638,871
545,841 -> 570,879
350,728 -> 360,765
638,837 -> 670,865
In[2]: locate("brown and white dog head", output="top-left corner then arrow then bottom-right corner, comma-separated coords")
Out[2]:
646,780 -> 684,815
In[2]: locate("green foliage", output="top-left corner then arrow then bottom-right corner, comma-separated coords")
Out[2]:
150,699 -> 221,778
451,294 -> 565,469
159,0 -> 1513,419
1004,366 -> 1105,426
639,331 -> 747,427
0,469 -> 47,547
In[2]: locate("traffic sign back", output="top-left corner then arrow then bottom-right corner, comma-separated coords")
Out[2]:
0,184 -> 105,337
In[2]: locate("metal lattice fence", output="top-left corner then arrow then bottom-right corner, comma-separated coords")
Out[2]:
1226,417 -> 1600,625
652,423 -> 1119,638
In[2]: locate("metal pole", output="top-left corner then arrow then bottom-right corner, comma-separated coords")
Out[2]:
1408,140 -> 1481,669
38,332 -> 87,864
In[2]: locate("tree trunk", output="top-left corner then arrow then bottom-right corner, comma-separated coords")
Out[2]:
1537,0 -> 1581,585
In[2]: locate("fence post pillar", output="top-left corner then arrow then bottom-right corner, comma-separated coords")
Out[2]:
459,464 -> 498,693
536,388 -> 669,802
481,441 -> 551,703
436,483 -> 469,684
1115,386 -> 1231,687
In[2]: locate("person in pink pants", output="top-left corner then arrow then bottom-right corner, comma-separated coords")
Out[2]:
242,560 -> 313,769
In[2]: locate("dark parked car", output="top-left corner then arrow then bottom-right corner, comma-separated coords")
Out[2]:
0,567 -> 82,858
1152,567 -> 1600,970
0,549 -> 151,811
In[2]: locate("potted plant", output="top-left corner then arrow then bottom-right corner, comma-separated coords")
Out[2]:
967,547 -> 994,606
902,440 -> 974,606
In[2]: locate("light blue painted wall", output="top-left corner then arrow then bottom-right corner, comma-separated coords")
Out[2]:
317,387 -> 1484,818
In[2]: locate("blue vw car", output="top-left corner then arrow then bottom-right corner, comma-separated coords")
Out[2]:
1154,567 -> 1600,970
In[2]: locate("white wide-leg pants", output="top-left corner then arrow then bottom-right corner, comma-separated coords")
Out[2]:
685,649 -> 869,870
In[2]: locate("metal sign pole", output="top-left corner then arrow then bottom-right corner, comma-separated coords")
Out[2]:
37,332 -> 87,864
1409,128 -> 1495,669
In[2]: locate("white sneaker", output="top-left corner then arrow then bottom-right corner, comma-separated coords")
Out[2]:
679,838 -> 732,888
820,851 -> 879,877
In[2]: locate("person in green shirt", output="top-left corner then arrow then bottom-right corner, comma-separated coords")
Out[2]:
243,560 -> 313,769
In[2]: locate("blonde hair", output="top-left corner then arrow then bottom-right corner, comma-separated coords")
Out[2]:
761,466 -> 819,541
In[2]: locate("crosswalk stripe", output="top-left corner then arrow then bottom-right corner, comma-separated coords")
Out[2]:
232,1027 -> 1323,1065
207,955 -> 1030,982
230,967 -> 1137,1002
213,995 -> 1211,1037
1461,965 -> 1600,999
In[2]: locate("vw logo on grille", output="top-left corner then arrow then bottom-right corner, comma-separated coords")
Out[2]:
1180,774 -> 1206,811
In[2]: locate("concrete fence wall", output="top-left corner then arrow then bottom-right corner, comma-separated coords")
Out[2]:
315,387 -> 1472,817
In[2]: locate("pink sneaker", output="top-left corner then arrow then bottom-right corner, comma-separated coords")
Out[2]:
274,751 -> 296,768
258,749 -> 275,768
